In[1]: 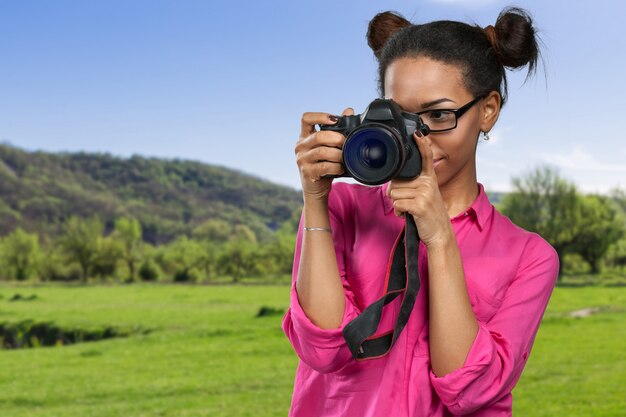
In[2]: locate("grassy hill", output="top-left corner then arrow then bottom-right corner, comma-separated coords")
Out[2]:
0,143 -> 303,244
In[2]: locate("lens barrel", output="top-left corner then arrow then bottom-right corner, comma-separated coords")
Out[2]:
343,124 -> 405,185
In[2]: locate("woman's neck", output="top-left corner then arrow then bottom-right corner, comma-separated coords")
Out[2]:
439,174 -> 479,219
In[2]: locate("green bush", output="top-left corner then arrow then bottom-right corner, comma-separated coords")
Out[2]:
39,248 -> 82,282
0,319 -> 147,349
173,269 -> 198,283
255,306 -> 285,318
139,259 -> 160,282
563,253 -> 591,275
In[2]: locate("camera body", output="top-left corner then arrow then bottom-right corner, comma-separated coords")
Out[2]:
319,99 -> 430,185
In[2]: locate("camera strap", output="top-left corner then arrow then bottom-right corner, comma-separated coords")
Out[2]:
342,213 -> 420,360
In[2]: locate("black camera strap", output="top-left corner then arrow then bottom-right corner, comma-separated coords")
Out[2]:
342,213 -> 421,360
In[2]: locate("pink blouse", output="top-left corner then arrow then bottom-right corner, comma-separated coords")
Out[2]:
281,181 -> 559,416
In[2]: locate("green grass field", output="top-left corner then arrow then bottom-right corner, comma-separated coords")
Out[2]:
0,282 -> 624,416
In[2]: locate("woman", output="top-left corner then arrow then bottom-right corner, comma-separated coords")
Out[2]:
282,7 -> 559,417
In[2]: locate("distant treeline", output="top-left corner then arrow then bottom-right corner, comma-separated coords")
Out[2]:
0,215 -> 299,283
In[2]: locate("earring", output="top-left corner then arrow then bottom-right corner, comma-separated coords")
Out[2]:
483,131 -> 490,141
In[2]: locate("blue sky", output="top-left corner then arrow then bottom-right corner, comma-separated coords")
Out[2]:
1,0 -> 625,193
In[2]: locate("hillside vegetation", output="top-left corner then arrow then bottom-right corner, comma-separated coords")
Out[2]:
0,143 -> 302,244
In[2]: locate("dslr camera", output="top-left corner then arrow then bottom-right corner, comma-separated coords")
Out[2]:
319,99 -> 430,186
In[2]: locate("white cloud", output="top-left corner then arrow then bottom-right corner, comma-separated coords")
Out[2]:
533,146 -> 626,194
540,146 -> 626,172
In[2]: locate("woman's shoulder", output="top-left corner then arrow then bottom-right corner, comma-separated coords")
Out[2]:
491,206 -> 559,266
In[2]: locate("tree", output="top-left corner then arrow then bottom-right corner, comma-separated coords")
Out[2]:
1,227 -> 41,280
218,238 -> 259,283
38,245 -> 81,282
163,236 -> 205,282
58,216 -> 104,283
609,187 -> 626,213
606,238 -> 626,272
282,207 -> 303,235
112,217 -> 143,280
570,195 -> 625,273
91,236 -> 123,280
261,226 -> 296,277
192,219 -> 232,242
233,224 -> 257,244
138,243 -> 161,281
500,166 -> 580,280
196,239 -> 221,281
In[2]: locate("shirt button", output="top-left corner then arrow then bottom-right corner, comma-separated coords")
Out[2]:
464,211 -> 469,216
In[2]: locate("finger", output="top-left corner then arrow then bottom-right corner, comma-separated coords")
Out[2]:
341,107 -> 355,116
386,180 -> 413,199
415,131 -> 435,176
387,176 -> 420,192
301,112 -> 338,137
302,146 -> 343,164
316,146 -> 343,163
296,130 -> 346,156
312,161 -> 345,181
387,188 -> 417,201
392,199 -> 413,217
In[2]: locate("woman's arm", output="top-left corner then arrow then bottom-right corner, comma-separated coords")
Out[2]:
282,109 -> 363,373
291,109 -> 355,330
428,238 -> 559,414
386,132 -> 480,376
426,227 -> 479,377
281,186 -> 362,374
295,196 -> 345,329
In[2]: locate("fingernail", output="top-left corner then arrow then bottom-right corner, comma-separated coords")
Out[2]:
414,130 -> 423,138
329,115 -> 339,122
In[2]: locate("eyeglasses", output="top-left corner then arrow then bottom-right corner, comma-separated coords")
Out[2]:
404,94 -> 487,133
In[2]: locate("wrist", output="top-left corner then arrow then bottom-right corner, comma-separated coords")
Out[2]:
303,194 -> 329,206
302,196 -> 331,231
424,225 -> 457,250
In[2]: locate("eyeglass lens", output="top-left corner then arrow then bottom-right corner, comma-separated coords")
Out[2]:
420,110 -> 456,132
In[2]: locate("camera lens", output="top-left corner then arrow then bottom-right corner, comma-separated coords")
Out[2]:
343,124 -> 403,185
359,140 -> 387,169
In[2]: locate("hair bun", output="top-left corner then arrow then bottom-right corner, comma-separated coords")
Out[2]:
367,11 -> 412,59
489,7 -> 539,73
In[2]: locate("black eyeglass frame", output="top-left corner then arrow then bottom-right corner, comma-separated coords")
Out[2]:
402,94 -> 488,133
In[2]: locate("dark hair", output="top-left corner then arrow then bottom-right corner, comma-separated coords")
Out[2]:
367,7 -> 541,108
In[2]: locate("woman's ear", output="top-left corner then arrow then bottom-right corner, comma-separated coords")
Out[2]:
479,91 -> 501,133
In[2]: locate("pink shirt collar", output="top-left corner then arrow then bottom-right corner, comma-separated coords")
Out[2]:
380,181 -> 493,231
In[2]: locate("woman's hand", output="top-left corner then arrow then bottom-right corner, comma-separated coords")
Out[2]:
295,108 -> 354,201
386,131 -> 453,247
